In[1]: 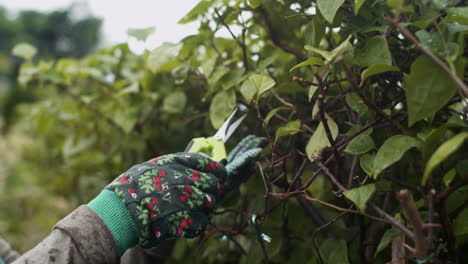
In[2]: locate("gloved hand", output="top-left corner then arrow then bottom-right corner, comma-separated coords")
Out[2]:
88,135 -> 267,255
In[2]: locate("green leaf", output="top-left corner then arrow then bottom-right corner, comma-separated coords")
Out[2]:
415,30 -> 458,58
201,55 -> 217,77
443,168 -> 456,187
446,7 -> 468,18
344,134 -> 375,155
240,78 -> 256,104
208,67 -> 229,90
317,0 -> 346,24
404,55 -> 458,126
264,107 -> 289,125
178,0 -> 214,24
374,229 -> 401,257
12,43 -> 37,60
162,91 -> 187,114
275,120 -> 302,143
360,64 -> 399,86
345,93 -> 368,117
312,103 -> 319,118
147,43 -> 182,73
355,0 -> 367,14
305,35 -> 352,63
309,85 -> 318,102
321,239 -> 349,264
423,132 -> 468,184
209,90 -> 236,129
62,135 -> 96,158
127,27 -> 156,41
118,82 -> 140,96
306,116 -> 339,161
347,126 -> 373,136
360,153 -> 375,176
453,208 -> 468,246
253,74 -> 276,100
248,0 -> 262,9
241,74 -> 276,102
343,184 -> 375,212
373,135 -> 419,179
386,0 -> 403,9
354,36 -> 392,67
289,57 -> 323,72
305,17 -> 326,48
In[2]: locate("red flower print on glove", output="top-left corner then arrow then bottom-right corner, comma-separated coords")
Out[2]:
128,188 -> 137,198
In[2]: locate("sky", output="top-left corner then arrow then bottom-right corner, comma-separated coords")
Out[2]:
0,0 -> 201,53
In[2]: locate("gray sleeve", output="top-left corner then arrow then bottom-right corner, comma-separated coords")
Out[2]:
12,205 -> 120,264
0,236 -> 20,263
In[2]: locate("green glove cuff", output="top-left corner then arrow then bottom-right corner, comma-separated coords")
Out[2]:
88,189 -> 138,255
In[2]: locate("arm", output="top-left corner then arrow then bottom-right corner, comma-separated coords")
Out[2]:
0,236 -> 20,264
13,205 -> 119,264
12,135 -> 266,264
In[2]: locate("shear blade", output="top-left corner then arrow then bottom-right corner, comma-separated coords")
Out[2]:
214,104 -> 248,142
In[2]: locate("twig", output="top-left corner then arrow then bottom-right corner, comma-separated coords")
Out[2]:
315,74 -> 336,147
428,189 -> 435,251
303,195 -> 393,224
257,7 -> 307,61
348,156 -> 358,188
312,210 -> 348,264
241,28 -> 249,71
134,96 -> 161,133
371,204 -> 415,240
60,85 -> 126,135
315,158 -> 347,193
214,8 -> 249,71
437,177 -> 468,200
292,76 -> 319,86
300,154 -> 334,190
258,162 -> 270,195
340,61 -> 409,134
183,112 -> 209,124
385,17 -> 468,97
287,158 -> 307,192
397,190 -> 429,259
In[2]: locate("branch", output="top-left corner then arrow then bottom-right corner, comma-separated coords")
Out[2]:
371,204 -> 415,240
60,85 -> 126,135
315,158 -> 347,193
292,76 -> 319,86
340,61 -> 409,134
397,190 -> 429,259
385,16 -> 468,97
437,177 -> 468,200
257,7 -> 308,61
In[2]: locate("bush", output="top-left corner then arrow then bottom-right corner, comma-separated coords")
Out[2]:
4,0 -> 468,263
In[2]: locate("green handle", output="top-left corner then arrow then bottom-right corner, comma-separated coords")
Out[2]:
186,137 -> 227,162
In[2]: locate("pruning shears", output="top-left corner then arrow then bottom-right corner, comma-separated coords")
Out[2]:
184,104 -> 248,161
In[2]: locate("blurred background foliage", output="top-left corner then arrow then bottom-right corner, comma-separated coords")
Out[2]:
0,2 -> 101,251
0,0 -> 467,263
0,4 -> 101,130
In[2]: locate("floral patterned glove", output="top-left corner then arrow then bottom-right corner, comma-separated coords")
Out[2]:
88,135 -> 267,255
224,135 -> 268,190
88,152 -> 227,254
